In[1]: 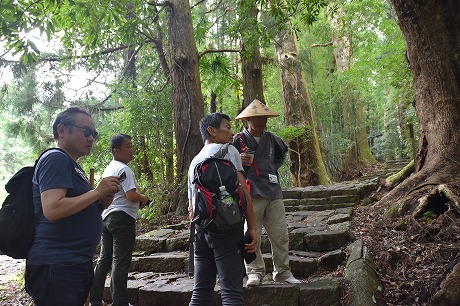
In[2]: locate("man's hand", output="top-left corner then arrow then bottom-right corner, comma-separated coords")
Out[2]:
188,200 -> 194,221
244,228 -> 258,253
139,194 -> 149,209
95,176 -> 121,197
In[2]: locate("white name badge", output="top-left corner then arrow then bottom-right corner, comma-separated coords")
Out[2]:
268,174 -> 279,184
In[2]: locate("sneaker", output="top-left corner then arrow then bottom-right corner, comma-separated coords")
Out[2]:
246,274 -> 261,286
275,275 -> 302,284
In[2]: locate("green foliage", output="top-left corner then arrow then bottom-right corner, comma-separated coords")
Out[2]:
277,125 -> 312,142
199,54 -> 240,114
300,0 -> 415,177
0,0 -> 419,199
422,210 -> 436,224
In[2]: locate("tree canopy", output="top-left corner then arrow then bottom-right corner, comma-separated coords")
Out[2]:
0,0 -> 416,213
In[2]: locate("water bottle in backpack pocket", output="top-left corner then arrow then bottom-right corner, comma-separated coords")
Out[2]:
214,188 -> 243,230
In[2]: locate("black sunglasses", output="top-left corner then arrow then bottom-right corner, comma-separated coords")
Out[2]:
67,124 -> 99,138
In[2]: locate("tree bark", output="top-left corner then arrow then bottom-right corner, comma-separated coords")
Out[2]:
167,0 -> 204,209
240,3 -> 265,110
382,0 -> 460,213
385,159 -> 414,188
273,22 -> 331,186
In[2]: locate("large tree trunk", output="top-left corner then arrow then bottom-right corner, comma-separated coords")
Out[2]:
273,22 -> 331,186
240,3 -> 265,110
167,0 -> 204,210
383,1 -> 460,214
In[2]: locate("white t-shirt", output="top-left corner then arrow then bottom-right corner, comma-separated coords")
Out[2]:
102,160 -> 139,220
187,143 -> 243,206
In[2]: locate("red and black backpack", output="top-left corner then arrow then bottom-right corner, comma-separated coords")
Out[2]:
192,144 -> 246,234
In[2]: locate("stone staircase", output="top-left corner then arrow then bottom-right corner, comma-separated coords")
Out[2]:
100,160 -> 409,306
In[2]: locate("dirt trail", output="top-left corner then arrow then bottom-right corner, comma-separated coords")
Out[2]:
0,255 -> 33,305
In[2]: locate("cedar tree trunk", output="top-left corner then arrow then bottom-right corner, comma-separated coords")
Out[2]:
167,0 -> 204,209
273,24 -> 331,186
382,0 -> 460,215
240,3 -> 265,110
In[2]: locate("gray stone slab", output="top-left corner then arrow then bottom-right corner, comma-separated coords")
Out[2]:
300,195 -> 359,205
283,198 -> 300,206
328,221 -> 351,231
138,276 -> 197,306
304,230 -> 349,252
165,231 -> 190,252
345,240 -> 378,306
261,254 -> 318,278
285,203 -> 355,212
139,228 -> 175,239
282,188 -> 302,199
319,250 -> 345,269
134,237 -> 166,254
162,221 -> 189,230
299,278 -> 342,306
243,284 -> 299,306
103,278 -> 147,304
290,225 -> 327,236
300,186 -> 360,198
135,252 -> 188,273
327,213 -> 351,225
290,225 -> 327,235
335,207 -> 353,215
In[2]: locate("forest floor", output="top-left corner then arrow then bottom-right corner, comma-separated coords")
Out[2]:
1,163 -> 459,305
349,164 -> 460,305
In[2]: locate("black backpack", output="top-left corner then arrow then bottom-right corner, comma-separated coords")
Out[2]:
0,148 -> 69,259
192,144 -> 246,234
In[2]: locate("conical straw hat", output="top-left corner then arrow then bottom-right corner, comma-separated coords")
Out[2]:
235,99 -> 279,120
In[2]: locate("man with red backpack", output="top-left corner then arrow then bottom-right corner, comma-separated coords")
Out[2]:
188,112 -> 257,306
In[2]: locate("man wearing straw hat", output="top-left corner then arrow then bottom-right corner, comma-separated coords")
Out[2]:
233,99 -> 301,286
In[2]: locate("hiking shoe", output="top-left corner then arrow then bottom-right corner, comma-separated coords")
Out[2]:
275,275 -> 302,284
246,274 -> 261,286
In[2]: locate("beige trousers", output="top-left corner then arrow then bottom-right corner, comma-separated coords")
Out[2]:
246,196 -> 293,280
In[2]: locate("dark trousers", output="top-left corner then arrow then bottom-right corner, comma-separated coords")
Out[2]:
25,260 -> 93,306
189,229 -> 245,306
90,211 -> 136,306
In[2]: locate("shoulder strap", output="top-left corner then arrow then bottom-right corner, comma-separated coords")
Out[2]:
240,130 -> 259,152
36,147 -> 68,162
33,148 -> 75,218
213,143 -> 230,159
36,148 -> 74,172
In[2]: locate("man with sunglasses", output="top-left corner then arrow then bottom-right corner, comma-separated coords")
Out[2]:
25,106 -> 121,306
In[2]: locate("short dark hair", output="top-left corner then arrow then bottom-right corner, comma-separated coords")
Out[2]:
52,106 -> 92,139
110,134 -> 132,152
199,112 -> 231,142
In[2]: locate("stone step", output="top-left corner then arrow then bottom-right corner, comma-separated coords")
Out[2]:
102,274 -> 342,306
383,159 -> 410,168
135,208 -> 353,255
282,178 -> 379,200
130,251 -> 188,273
283,194 -> 360,206
285,202 -> 355,212
129,249 -> 344,278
